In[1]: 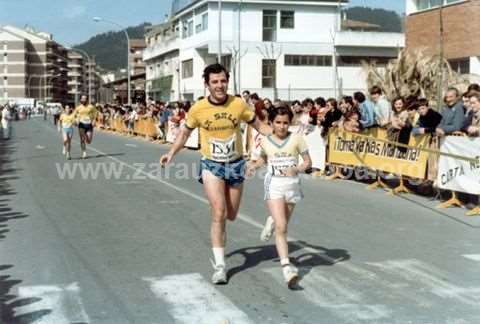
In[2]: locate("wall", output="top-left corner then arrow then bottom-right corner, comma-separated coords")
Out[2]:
406,0 -> 480,59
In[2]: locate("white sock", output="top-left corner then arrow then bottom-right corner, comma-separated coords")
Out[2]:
280,258 -> 290,267
212,247 -> 225,267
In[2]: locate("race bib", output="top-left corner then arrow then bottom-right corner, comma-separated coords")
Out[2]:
209,135 -> 237,162
268,156 -> 297,176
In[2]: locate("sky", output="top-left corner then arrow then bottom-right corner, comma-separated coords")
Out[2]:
0,0 -> 405,45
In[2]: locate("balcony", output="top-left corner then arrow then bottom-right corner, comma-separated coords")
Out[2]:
143,36 -> 180,61
336,31 -> 405,48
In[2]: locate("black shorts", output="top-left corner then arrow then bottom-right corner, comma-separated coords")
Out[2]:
78,122 -> 93,131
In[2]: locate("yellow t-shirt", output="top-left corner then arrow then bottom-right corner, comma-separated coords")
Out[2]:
260,133 -> 309,177
60,113 -> 76,128
74,104 -> 97,124
186,96 -> 255,162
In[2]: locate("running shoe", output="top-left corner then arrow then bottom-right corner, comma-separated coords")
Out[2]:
62,146 -> 66,155
82,151 -> 87,159
66,152 -> 71,160
210,260 -> 227,285
283,265 -> 299,289
260,216 -> 275,242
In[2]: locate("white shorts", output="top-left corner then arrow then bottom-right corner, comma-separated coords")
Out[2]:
264,174 -> 303,204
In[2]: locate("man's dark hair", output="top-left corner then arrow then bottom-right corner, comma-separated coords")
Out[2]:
268,104 -> 294,123
242,90 -> 250,96
369,85 -> 382,95
291,100 -> 301,106
353,92 -> 366,103
467,83 -> 480,92
203,63 -> 230,84
416,98 -> 429,108
314,97 -> 326,107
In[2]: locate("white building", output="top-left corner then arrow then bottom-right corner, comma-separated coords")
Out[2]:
143,0 -> 405,102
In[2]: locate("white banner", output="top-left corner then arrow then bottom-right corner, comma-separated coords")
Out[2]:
289,125 -> 326,171
166,120 -> 199,149
437,136 -> 480,194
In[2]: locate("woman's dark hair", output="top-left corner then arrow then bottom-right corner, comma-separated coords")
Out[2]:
250,93 -> 260,101
302,98 -> 314,107
353,92 -> 366,103
254,101 -> 267,121
183,101 -> 191,112
391,96 -> 406,111
268,104 -> 294,123
203,63 -> 230,83
326,98 -> 338,110
341,96 -> 354,107
291,100 -> 301,107
314,97 -> 326,108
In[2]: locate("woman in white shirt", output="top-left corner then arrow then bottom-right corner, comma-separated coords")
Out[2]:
1,106 -> 12,140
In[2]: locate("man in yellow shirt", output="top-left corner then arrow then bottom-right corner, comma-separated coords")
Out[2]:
160,63 -> 270,284
74,95 -> 97,159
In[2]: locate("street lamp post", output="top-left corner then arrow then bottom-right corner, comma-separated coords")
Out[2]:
45,73 -> 63,102
94,17 -> 131,106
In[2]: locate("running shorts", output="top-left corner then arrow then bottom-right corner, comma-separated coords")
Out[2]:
63,127 -> 74,138
264,174 -> 303,204
198,158 -> 246,187
78,122 -> 93,131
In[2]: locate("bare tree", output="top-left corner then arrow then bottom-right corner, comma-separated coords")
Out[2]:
256,43 -> 283,99
226,45 -> 248,94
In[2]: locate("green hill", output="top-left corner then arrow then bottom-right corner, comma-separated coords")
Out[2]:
343,7 -> 403,33
74,22 -> 151,72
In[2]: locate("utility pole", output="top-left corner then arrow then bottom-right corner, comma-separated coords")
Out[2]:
238,0 -> 242,92
437,2 -> 445,112
218,0 -> 222,64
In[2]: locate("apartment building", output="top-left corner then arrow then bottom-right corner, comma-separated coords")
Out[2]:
67,50 -> 85,105
130,39 -> 147,76
0,25 -> 69,103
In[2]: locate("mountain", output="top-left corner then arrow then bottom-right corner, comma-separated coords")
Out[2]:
343,7 -> 403,33
74,22 -> 151,72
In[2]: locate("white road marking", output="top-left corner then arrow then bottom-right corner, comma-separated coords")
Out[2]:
144,273 -> 253,324
125,143 -> 137,148
35,145 -> 45,150
463,254 -> 480,262
367,259 -> 480,306
16,282 -> 90,324
263,267 -> 391,322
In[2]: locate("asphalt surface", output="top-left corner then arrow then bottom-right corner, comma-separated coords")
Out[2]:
1,117 -> 480,324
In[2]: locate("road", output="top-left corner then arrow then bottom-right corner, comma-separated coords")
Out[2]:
1,118 -> 480,324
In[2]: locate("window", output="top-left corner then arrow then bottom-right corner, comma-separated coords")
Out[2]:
280,11 -> 294,29
263,10 -> 277,42
337,56 -> 391,67
182,59 -> 193,78
195,13 -> 208,33
284,55 -> 332,67
449,58 -> 470,74
262,59 -> 276,88
202,13 -> 208,31
417,0 -> 463,10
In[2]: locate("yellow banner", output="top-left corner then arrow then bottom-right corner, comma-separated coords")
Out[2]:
327,128 -> 431,179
